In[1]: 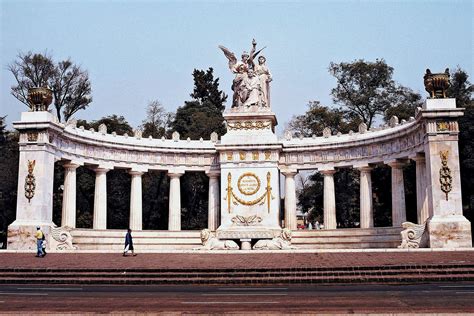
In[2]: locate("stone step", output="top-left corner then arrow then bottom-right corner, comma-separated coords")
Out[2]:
0,273 -> 472,285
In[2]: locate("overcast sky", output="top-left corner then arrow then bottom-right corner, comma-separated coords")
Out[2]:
1,0 -> 472,135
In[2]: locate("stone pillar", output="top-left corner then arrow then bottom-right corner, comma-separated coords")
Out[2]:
207,172 -> 220,231
388,161 -> 406,227
129,171 -> 144,231
412,154 -> 429,224
61,163 -> 80,228
93,168 -> 109,230
321,169 -> 337,229
282,170 -> 297,230
168,171 -> 184,231
422,98 -> 471,248
358,166 -> 374,229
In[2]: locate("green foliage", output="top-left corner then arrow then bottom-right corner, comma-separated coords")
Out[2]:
330,59 -> 423,128
288,101 -> 361,137
8,51 -> 92,122
77,115 -> 133,135
181,172 -> 208,230
141,100 -> 173,139
142,171 -> 169,230
450,68 -> 474,228
0,126 -> 19,248
107,170 -> 131,229
170,68 -> 227,139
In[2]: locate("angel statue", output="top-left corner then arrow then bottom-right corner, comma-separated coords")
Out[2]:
219,39 -> 270,108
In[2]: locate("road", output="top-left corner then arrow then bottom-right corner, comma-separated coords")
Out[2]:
0,283 -> 473,314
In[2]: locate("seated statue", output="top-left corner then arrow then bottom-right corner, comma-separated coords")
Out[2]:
194,229 -> 240,250
253,228 -> 297,250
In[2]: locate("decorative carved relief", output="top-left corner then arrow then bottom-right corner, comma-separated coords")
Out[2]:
231,215 -> 263,226
398,221 -> 428,249
27,132 -> 38,142
239,152 -> 246,161
227,120 -> 271,131
439,150 -> 452,200
227,152 -> 233,161
264,151 -> 271,160
225,172 -> 274,213
49,226 -> 77,250
24,160 -> 36,203
436,121 -> 450,132
252,151 -> 259,161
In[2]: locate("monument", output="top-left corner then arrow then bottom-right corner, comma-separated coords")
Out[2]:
6,41 -> 472,251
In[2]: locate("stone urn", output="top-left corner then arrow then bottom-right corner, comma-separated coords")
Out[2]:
423,68 -> 450,99
27,87 -> 53,111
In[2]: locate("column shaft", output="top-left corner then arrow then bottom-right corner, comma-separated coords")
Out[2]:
129,171 -> 143,231
359,167 -> 374,228
389,162 -> 406,226
168,173 -> 183,231
93,168 -> 109,229
283,171 -> 297,230
322,170 -> 337,229
414,157 -> 429,224
207,174 -> 220,231
61,163 -> 79,228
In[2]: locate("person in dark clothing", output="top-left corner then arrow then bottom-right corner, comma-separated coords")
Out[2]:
123,228 -> 137,256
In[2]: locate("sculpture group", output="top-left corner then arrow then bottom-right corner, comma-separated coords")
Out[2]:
219,39 -> 272,108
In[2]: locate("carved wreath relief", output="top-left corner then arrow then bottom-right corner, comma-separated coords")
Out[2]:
24,160 -> 36,203
439,150 -> 452,200
225,172 -> 274,213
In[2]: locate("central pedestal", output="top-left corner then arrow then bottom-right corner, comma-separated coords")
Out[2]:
216,107 -> 282,242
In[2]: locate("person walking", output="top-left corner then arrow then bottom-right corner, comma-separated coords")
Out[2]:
35,226 -> 44,257
123,228 -> 137,256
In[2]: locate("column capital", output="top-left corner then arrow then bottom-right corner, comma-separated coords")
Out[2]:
94,167 -> 110,174
280,169 -> 298,177
386,160 -> 408,168
355,165 -> 373,172
129,170 -> 144,176
168,171 -> 184,178
205,170 -> 220,179
320,169 -> 336,176
63,162 -> 81,170
410,153 -> 426,163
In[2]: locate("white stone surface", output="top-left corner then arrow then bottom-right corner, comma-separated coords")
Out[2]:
423,98 -> 456,110
321,169 -> 336,229
283,170 -> 297,230
207,172 -> 220,231
388,161 -> 406,226
93,168 -> 109,229
168,171 -> 183,231
61,163 -> 80,228
129,171 -> 143,230
358,166 -> 374,229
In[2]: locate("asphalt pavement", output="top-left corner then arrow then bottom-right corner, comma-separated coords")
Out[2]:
0,282 -> 473,314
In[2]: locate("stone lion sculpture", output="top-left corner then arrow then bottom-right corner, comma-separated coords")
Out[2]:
253,228 -> 297,250
194,229 -> 240,250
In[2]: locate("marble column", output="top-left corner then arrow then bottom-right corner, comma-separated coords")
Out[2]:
282,170 -> 297,230
321,169 -> 337,229
358,166 -> 374,229
61,163 -> 80,228
93,168 -> 109,230
129,171 -> 144,231
207,172 -> 220,231
388,161 -> 406,227
412,154 -> 429,224
168,172 -> 183,231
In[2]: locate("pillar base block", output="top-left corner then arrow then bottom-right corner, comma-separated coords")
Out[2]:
427,215 -> 472,248
7,222 -> 54,250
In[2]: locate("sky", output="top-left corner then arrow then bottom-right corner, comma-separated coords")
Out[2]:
1,0 -> 472,135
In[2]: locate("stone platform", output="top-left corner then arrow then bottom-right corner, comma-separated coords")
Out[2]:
65,227 -> 402,251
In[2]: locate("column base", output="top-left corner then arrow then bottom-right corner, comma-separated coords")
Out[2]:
428,215 -> 472,248
240,239 -> 252,250
7,221 -> 54,250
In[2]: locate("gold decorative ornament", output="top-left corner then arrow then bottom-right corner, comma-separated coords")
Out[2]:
264,151 -> 271,160
24,160 -> 36,202
27,87 -> 53,111
225,171 -> 274,213
239,152 -> 246,160
424,68 -> 450,99
27,132 -> 38,142
227,120 -> 271,131
227,152 -> 233,161
237,173 -> 261,195
439,150 -> 452,200
436,121 -> 450,132
252,151 -> 259,161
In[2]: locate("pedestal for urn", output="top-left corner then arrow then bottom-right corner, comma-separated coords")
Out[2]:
215,106 -> 282,248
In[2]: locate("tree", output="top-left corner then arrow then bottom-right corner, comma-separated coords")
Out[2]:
141,100 -> 173,138
77,115 -> 133,135
8,51 -> 92,122
288,101 -> 360,137
329,59 -> 422,128
449,68 -> 474,232
170,68 -> 227,139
